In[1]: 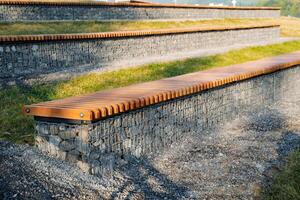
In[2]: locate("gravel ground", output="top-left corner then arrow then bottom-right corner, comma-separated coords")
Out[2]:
1,92 -> 300,199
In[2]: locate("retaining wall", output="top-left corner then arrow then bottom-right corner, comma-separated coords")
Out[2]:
24,52 -> 300,175
0,25 -> 280,87
0,1 -> 280,22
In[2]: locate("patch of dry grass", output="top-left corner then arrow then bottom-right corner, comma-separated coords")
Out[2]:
276,16 -> 300,37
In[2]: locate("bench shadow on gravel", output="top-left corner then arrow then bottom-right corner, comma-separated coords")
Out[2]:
242,110 -> 300,192
108,100 -> 300,199
108,108 -> 300,199
0,141 -> 58,200
111,157 -> 189,199
243,109 -> 300,156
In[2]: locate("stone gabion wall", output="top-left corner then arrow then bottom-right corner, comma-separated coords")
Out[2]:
0,4 -> 280,22
34,65 -> 300,175
0,27 -> 279,86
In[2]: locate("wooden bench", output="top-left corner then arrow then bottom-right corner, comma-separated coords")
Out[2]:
23,51 -> 300,121
22,51 -> 300,175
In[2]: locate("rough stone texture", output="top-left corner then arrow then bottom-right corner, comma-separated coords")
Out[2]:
0,27 -> 279,86
0,4 -> 280,22
34,65 -> 300,176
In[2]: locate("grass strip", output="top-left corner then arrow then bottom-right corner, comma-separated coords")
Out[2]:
0,18 -> 281,35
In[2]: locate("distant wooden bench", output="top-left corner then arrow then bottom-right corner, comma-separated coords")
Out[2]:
22,51 -> 300,175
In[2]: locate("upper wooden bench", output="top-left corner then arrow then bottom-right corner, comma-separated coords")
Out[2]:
0,0 -> 280,10
23,51 -> 300,121
0,24 -> 279,43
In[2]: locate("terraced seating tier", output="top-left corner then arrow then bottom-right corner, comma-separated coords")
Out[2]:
23,51 -> 300,121
27,52 -> 300,175
0,24 -> 280,87
0,0 -> 280,22
0,0 -> 280,10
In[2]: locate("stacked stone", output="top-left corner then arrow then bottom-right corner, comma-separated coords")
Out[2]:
35,123 -> 91,173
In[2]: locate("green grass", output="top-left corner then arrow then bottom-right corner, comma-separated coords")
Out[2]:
263,150 -> 300,200
1,40 -> 300,144
1,17 -> 299,37
0,17 -> 300,37
0,18 -> 276,35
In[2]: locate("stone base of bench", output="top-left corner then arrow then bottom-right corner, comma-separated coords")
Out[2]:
33,65 -> 300,175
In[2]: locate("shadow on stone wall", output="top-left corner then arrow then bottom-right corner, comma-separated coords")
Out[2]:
103,74 -> 280,199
